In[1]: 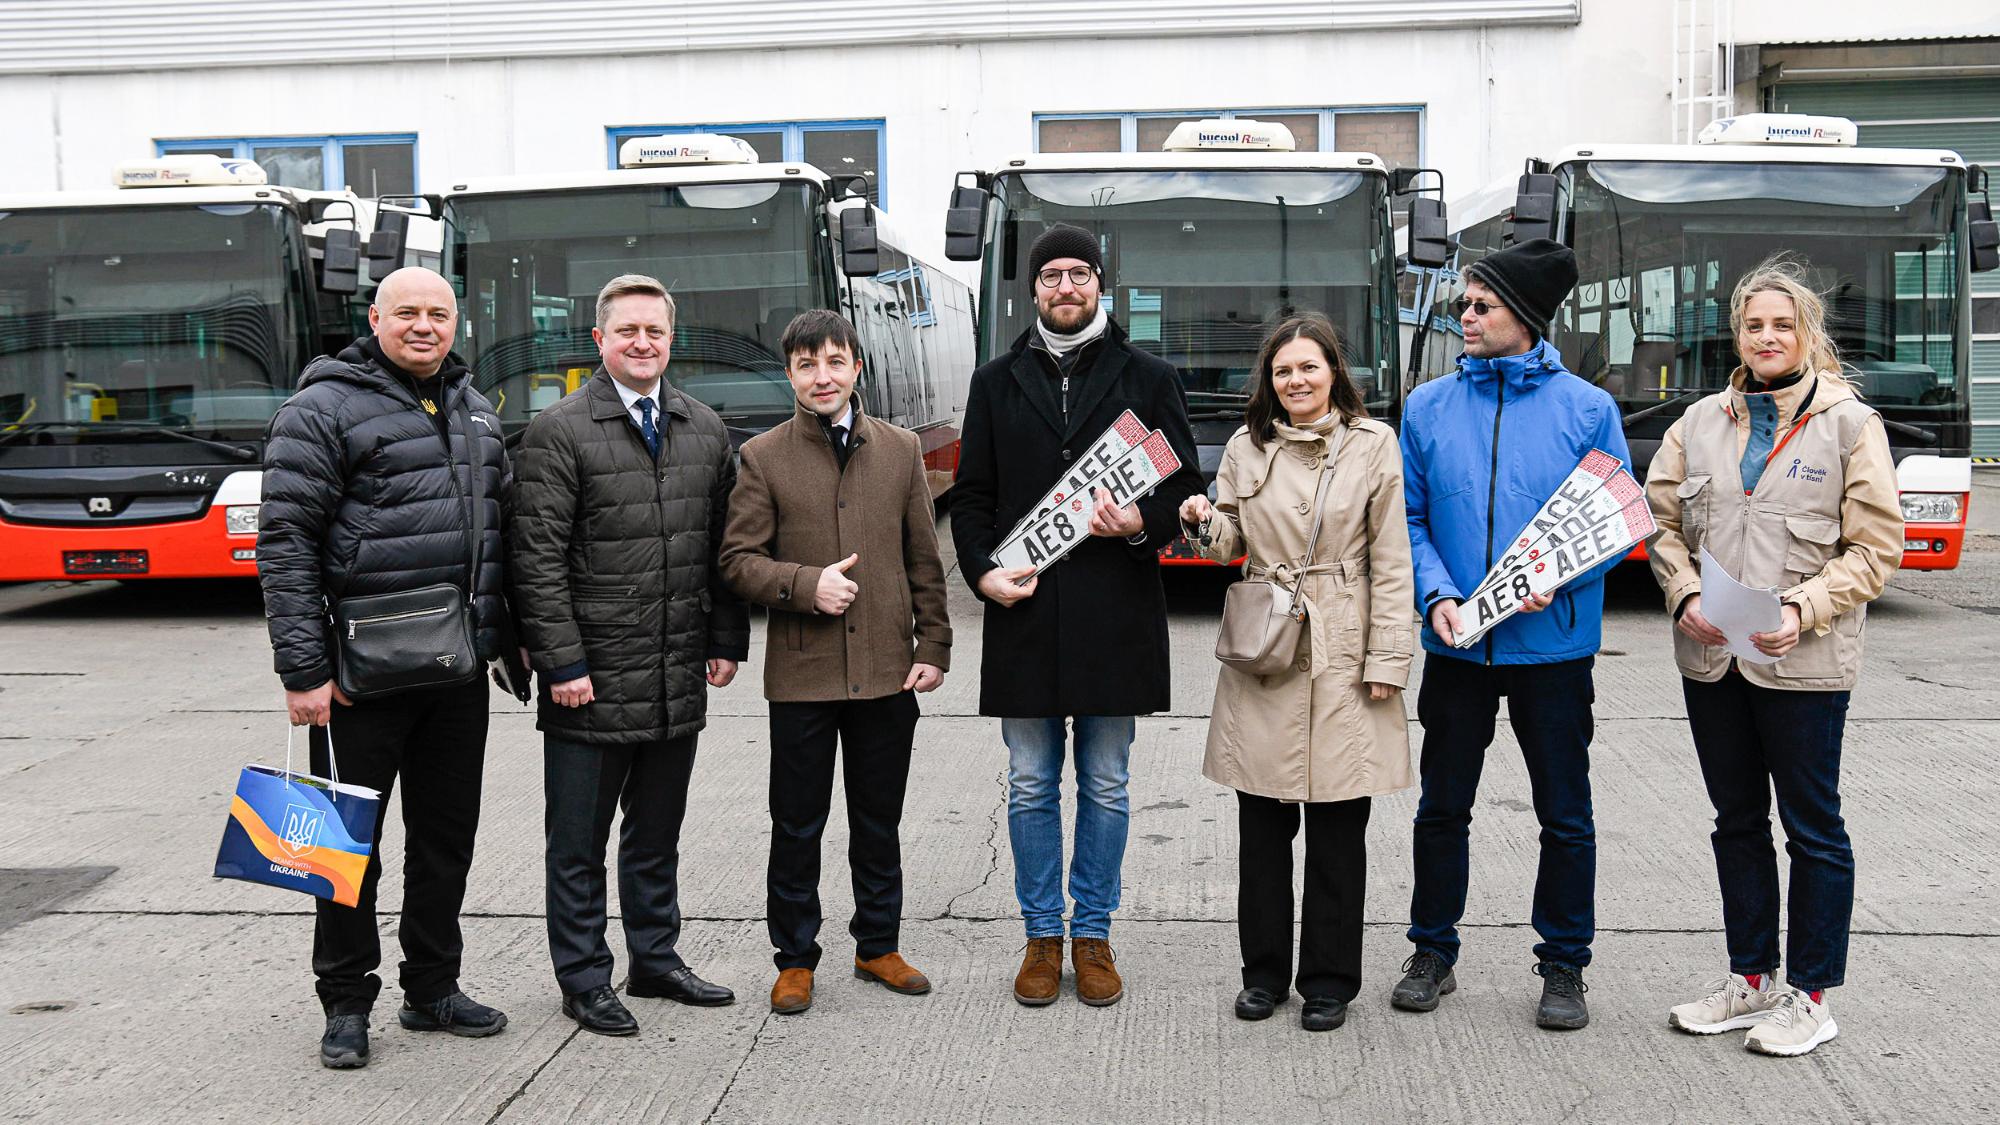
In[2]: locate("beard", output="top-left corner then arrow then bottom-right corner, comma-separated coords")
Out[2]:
1037,296 -> 1096,333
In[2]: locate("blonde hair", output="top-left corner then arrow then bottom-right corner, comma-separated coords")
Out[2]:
595,273 -> 676,331
1728,254 -> 1849,386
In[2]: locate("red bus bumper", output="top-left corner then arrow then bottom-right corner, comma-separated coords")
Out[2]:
0,509 -> 258,581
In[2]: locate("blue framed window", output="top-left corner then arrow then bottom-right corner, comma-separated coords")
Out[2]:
606,120 -> 888,208
1032,107 -> 1423,168
156,134 -> 418,195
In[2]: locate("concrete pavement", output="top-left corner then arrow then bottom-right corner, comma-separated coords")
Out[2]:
1,492 -> 1997,1122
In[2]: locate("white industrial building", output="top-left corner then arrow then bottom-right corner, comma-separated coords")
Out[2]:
2,0 -> 1996,446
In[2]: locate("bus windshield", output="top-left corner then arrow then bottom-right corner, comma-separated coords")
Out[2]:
981,169 -> 1395,415
1560,160 -> 1965,446
0,203 -> 308,441
445,180 -> 835,432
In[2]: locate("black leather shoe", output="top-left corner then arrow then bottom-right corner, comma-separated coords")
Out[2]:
627,966 -> 736,1007
1234,986 -> 1282,1021
562,985 -> 639,1036
1302,997 -> 1348,1032
320,1013 -> 369,1069
1534,962 -> 1590,1030
399,991 -> 508,1038
1391,950 -> 1458,1012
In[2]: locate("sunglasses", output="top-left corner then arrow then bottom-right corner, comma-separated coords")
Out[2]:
1451,297 -> 1507,318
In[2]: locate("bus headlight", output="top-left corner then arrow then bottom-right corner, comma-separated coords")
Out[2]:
1899,492 -> 1962,524
225,504 -> 260,535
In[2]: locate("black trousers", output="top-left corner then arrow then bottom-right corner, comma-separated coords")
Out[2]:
309,676 -> 489,1016
767,691 -> 919,971
1236,791 -> 1371,1001
543,733 -> 698,995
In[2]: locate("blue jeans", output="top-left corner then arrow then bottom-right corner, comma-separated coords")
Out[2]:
1001,716 -> 1135,940
1409,655 -> 1597,970
1683,671 -> 1853,992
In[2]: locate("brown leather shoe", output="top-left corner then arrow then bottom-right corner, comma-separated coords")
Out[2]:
853,952 -> 931,995
1013,937 -> 1063,1007
770,968 -> 813,1014
1072,938 -> 1124,1006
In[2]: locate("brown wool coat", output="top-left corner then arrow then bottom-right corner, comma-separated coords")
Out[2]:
720,403 -> 951,703
1191,417 -> 1415,803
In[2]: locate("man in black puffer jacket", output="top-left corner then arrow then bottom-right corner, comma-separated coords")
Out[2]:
258,267 -> 512,1070
510,273 -> 751,1037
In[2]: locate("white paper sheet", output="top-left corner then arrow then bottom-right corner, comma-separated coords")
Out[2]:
1696,546 -> 1784,665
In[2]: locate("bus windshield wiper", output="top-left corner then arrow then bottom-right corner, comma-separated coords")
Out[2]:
1878,416 -> 1938,447
1620,391 -> 1707,427
0,420 -> 258,460
1184,390 -> 1249,419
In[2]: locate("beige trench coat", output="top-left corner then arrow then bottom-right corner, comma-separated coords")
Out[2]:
1190,418 -> 1416,802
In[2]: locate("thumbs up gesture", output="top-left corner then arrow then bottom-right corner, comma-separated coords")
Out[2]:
814,553 -> 861,615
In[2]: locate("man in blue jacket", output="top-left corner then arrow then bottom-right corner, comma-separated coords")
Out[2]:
1392,238 -> 1628,1031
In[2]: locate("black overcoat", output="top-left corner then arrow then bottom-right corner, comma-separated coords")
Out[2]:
950,320 -> 1202,717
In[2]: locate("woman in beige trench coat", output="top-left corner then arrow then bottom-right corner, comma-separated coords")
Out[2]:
1180,313 -> 1415,1033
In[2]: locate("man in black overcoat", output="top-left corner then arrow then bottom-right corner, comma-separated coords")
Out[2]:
949,224 -> 1201,1008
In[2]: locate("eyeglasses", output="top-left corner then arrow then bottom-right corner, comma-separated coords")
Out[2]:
1451,297 -> 1507,318
1036,265 -> 1097,289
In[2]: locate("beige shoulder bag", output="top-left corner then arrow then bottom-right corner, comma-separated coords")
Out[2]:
1213,425 -> 1343,676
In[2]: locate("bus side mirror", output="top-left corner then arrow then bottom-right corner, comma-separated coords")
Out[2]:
367,209 -> 409,281
1407,197 -> 1450,269
1508,173 -> 1558,245
321,227 -> 361,294
1970,199 -> 2000,273
838,206 -> 880,277
828,174 -> 870,203
944,184 -> 989,262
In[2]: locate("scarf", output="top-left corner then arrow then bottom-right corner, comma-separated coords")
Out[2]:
1035,304 -> 1109,357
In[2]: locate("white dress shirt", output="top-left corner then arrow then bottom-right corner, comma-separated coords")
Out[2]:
611,377 -> 664,428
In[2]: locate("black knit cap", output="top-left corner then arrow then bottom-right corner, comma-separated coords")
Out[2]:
1027,224 -> 1104,281
1464,237 -> 1578,340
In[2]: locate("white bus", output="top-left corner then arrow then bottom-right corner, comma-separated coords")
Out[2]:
0,155 -> 392,580
1410,113 -> 1999,571
942,118 -> 1448,564
436,135 -> 975,494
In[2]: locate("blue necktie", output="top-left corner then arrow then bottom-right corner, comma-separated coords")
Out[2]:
638,396 -> 661,458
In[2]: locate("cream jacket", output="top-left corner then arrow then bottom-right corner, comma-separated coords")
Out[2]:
1191,417 -> 1415,802
1644,369 -> 1901,690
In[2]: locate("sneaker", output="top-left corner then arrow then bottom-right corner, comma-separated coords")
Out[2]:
319,1013 -> 369,1069
1390,950 -> 1457,1012
1745,987 -> 1838,1057
1669,974 -> 1782,1034
1533,962 -> 1589,1030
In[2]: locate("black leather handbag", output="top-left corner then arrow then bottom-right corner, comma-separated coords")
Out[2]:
331,400 -> 484,700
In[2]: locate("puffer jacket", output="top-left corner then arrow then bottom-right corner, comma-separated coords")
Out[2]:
1400,337 -> 1630,665
510,371 -> 750,744
258,338 -> 511,692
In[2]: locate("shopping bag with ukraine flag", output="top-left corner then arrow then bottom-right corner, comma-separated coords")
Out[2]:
213,727 -> 380,907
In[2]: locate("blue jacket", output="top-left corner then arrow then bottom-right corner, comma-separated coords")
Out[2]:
1400,338 -> 1630,665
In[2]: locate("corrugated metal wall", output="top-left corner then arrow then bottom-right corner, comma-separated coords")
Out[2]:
1773,78 -> 2000,457
0,0 -> 1580,73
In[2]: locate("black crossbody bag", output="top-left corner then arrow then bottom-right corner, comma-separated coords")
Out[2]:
331,397 -> 484,699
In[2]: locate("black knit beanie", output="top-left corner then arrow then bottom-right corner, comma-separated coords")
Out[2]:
1027,224 -> 1103,280
1464,237 -> 1578,340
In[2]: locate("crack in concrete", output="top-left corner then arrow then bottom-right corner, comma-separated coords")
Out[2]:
699,1008 -> 774,1125
484,1023 -> 582,1124
934,767 -> 1007,922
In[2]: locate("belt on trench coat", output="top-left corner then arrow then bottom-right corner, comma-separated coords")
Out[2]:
1246,554 -> 1370,677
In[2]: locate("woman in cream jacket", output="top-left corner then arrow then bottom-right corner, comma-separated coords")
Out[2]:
1645,256 -> 1901,1057
1180,312 -> 1415,1032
